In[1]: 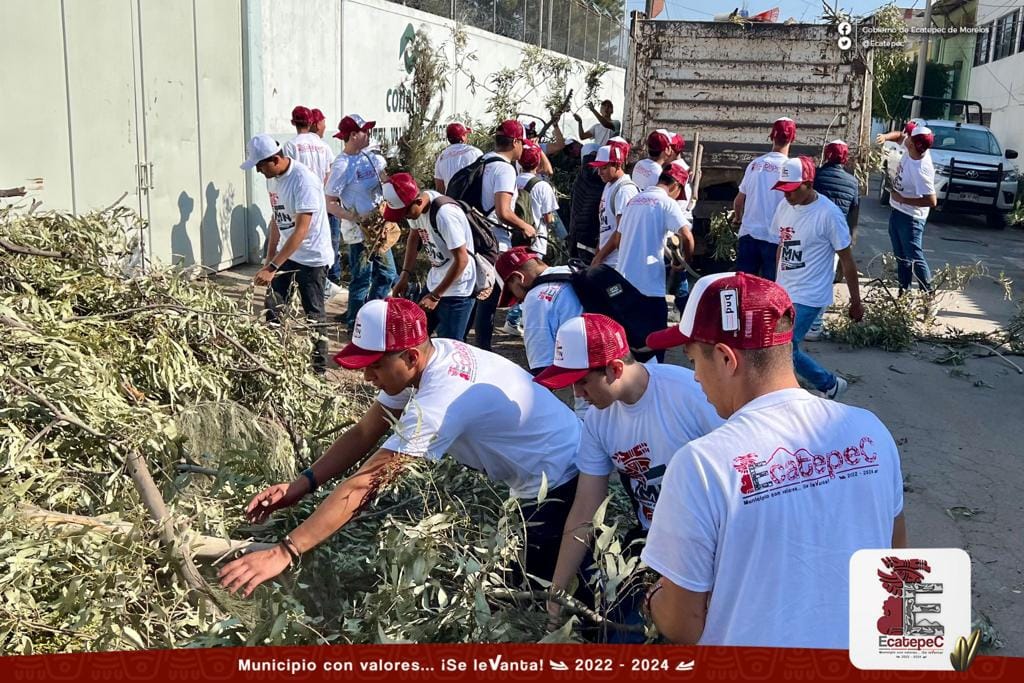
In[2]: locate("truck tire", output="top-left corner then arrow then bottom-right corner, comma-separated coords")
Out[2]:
987,212 -> 1008,230
878,166 -> 891,206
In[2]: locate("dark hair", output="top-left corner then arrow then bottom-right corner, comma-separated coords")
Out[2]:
494,134 -> 515,151
657,171 -> 678,186
601,99 -> 613,109
698,311 -> 795,373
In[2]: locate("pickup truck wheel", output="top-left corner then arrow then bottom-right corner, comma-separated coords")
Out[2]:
986,212 -> 1008,230
878,166 -> 891,206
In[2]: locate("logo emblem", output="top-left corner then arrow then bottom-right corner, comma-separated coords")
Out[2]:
965,170 -> 979,179
399,24 -> 417,74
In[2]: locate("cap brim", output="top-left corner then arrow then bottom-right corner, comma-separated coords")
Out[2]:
772,181 -> 804,192
646,326 -> 690,351
382,205 -> 408,222
239,159 -> 258,171
333,344 -> 385,370
333,131 -> 347,140
362,121 -> 377,131
533,365 -> 590,390
588,160 -> 611,168
498,286 -> 518,308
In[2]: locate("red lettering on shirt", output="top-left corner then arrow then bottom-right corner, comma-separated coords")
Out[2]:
446,341 -> 477,382
732,438 -> 881,498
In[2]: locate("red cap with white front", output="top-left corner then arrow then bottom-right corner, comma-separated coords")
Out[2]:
910,125 -> 935,150
646,272 -> 794,351
772,155 -> 816,192
647,129 -> 671,153
824,139 -> 849,164
495,246 -> 541,307
770,117 -> 797,144
334,114 -> 376,140
664,159 -> 690,186
588,144 -> 625,168
382,173 -> 421,221
607,136 -> 631,160
534,314 -> 630,389
670,132 -> 685,153
334,298 -> 429,369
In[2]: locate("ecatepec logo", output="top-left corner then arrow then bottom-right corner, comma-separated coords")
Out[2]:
850,549 -> 972,670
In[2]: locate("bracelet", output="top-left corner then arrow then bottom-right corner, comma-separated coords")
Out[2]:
281,535 -> 302,565
427,292 -> 441,302
266,262 -> 280,273
300,467 -> 318,492
400,268 -> 413,276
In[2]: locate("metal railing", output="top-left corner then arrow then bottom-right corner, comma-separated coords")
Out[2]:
399,0 -> 628,67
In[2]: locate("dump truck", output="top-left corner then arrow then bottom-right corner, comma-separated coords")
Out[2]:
624,17 -> 873,264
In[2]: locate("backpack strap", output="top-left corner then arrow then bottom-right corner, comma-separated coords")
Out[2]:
527,270 -> 573,292
524,176 -> 542,194
608,178 -> 637,217
428,195 -> 460,231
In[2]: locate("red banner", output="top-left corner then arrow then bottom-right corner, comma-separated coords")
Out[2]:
5,645 -> 1019,681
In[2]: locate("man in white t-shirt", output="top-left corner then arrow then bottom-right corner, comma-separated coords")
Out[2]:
495,247 -> 584,374
771,156 -> 864,400
385,173 -> 477,341
515,141 -> 559,257
614,160 -> 694,361
325,114 -> 397,331
535,314 -> 722,627
434,122 -> 482,193
574,100 -> 621,148
283,105 -> 335,185
591,144 -> 639,268
219,298 -> 582,596
631,130 -> 675,191
876,123 -> 937,292
472,120 -> 538,351
641,272 -> 906,648
241,134 -> 333,373
733,117 -> 796,280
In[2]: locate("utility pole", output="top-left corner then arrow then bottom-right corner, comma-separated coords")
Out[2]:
645,0 -> 656,17
910,0 -> 934,119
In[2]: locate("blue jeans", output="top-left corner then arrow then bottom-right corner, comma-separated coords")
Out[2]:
346,243 -> 397,327
327,215 -> 343,284
736,235 -> 778,281
505,304 -> 522,327
673,275 -> 690,314
793,303 -> 836,392
429,295 -> 475,341
887,209 -> 932,292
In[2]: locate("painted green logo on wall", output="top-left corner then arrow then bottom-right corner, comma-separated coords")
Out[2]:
400,24 -> 417,74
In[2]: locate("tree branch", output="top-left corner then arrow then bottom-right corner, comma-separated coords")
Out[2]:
0,237 -> 67,259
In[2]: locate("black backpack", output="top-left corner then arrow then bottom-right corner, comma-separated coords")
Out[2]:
428,195 -> 500,299
527,260 -> 653,353
445,155 -> 511,215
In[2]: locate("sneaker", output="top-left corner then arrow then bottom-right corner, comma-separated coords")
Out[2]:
500,321 -> 523,336
324,281 -> 346,301
804,321 -> 823,342
824,376 -> 848,401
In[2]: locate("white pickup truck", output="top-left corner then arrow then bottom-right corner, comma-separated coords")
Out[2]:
879,110 -> 1019,229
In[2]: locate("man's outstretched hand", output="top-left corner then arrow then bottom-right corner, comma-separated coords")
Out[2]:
218,544 -> 292,597
245,481 -> 306,525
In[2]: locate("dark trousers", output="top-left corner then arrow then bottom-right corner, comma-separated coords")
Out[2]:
736,234 -> 779,281
428,295 -> 475,341
518,475 -> 579,587
470,284 -> 502,351
265,260 -> 328,372
633,295 -> 668,363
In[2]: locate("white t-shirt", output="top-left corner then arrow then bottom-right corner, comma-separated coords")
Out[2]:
614,186 -> 690,297
377,339 -> 581,498
631,159 -> 662,190
643,388 -> 903,649
282,132 -> 335,185
266,160 -> 333,267
676,183 -> 695,228
891,150 -> 936,220
406,191 -> 477,298
521,265 -> 585,371
598,175 -> 639,267
588,121 -> 620,147
434,143 -> 483,187
480,152 -> 519,252
738,151 -> 789,243
577,364 -> 723,530
517,172 -> 558,256
325,149 -> 387,244
774,194 -> 852,308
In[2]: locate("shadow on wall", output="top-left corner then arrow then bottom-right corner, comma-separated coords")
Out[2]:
201,182 -> 223,269
241,202 -> 268,263
171,190 -> 195,267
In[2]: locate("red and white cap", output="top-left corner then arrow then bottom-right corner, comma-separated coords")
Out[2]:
334,114 -> 375,140
607,135 -> 631,159
588,144 -> 625,168
770,117 -> 797,144
824,139 -> 849,164
664,159 -> 690,186
772,155 -> 816,192
910,125 -> 934,150
495,119 -> 526,142
519,140 -> 542,169
646,272 -> 794,351
334,298 -> 429,369
240,134 -> 282,170
669,132 -> 685,153
534,314 -> 630,389
903,120 -> 918,136
495,246 -> 541,307
446,122 -> 471,142
382,172 -> 421,221
647,129 -> 672,153
290,105 -> 312,126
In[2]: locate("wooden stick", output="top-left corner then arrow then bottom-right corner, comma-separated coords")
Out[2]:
0,237 -> 67,259
970,342 -> 1024,374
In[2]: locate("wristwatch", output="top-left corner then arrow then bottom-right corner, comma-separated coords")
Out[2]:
266,262 -> 280,273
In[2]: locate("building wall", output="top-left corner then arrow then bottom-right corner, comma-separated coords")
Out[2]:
969,0 -> 1024,155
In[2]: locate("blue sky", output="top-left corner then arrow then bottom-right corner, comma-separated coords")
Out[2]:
622,0 -> 914,22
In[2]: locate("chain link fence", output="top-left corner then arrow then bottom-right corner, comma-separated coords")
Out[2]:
400,0 -> 628,67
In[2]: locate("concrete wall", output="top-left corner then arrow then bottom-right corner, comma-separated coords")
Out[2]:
969,0 -> 1024,156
